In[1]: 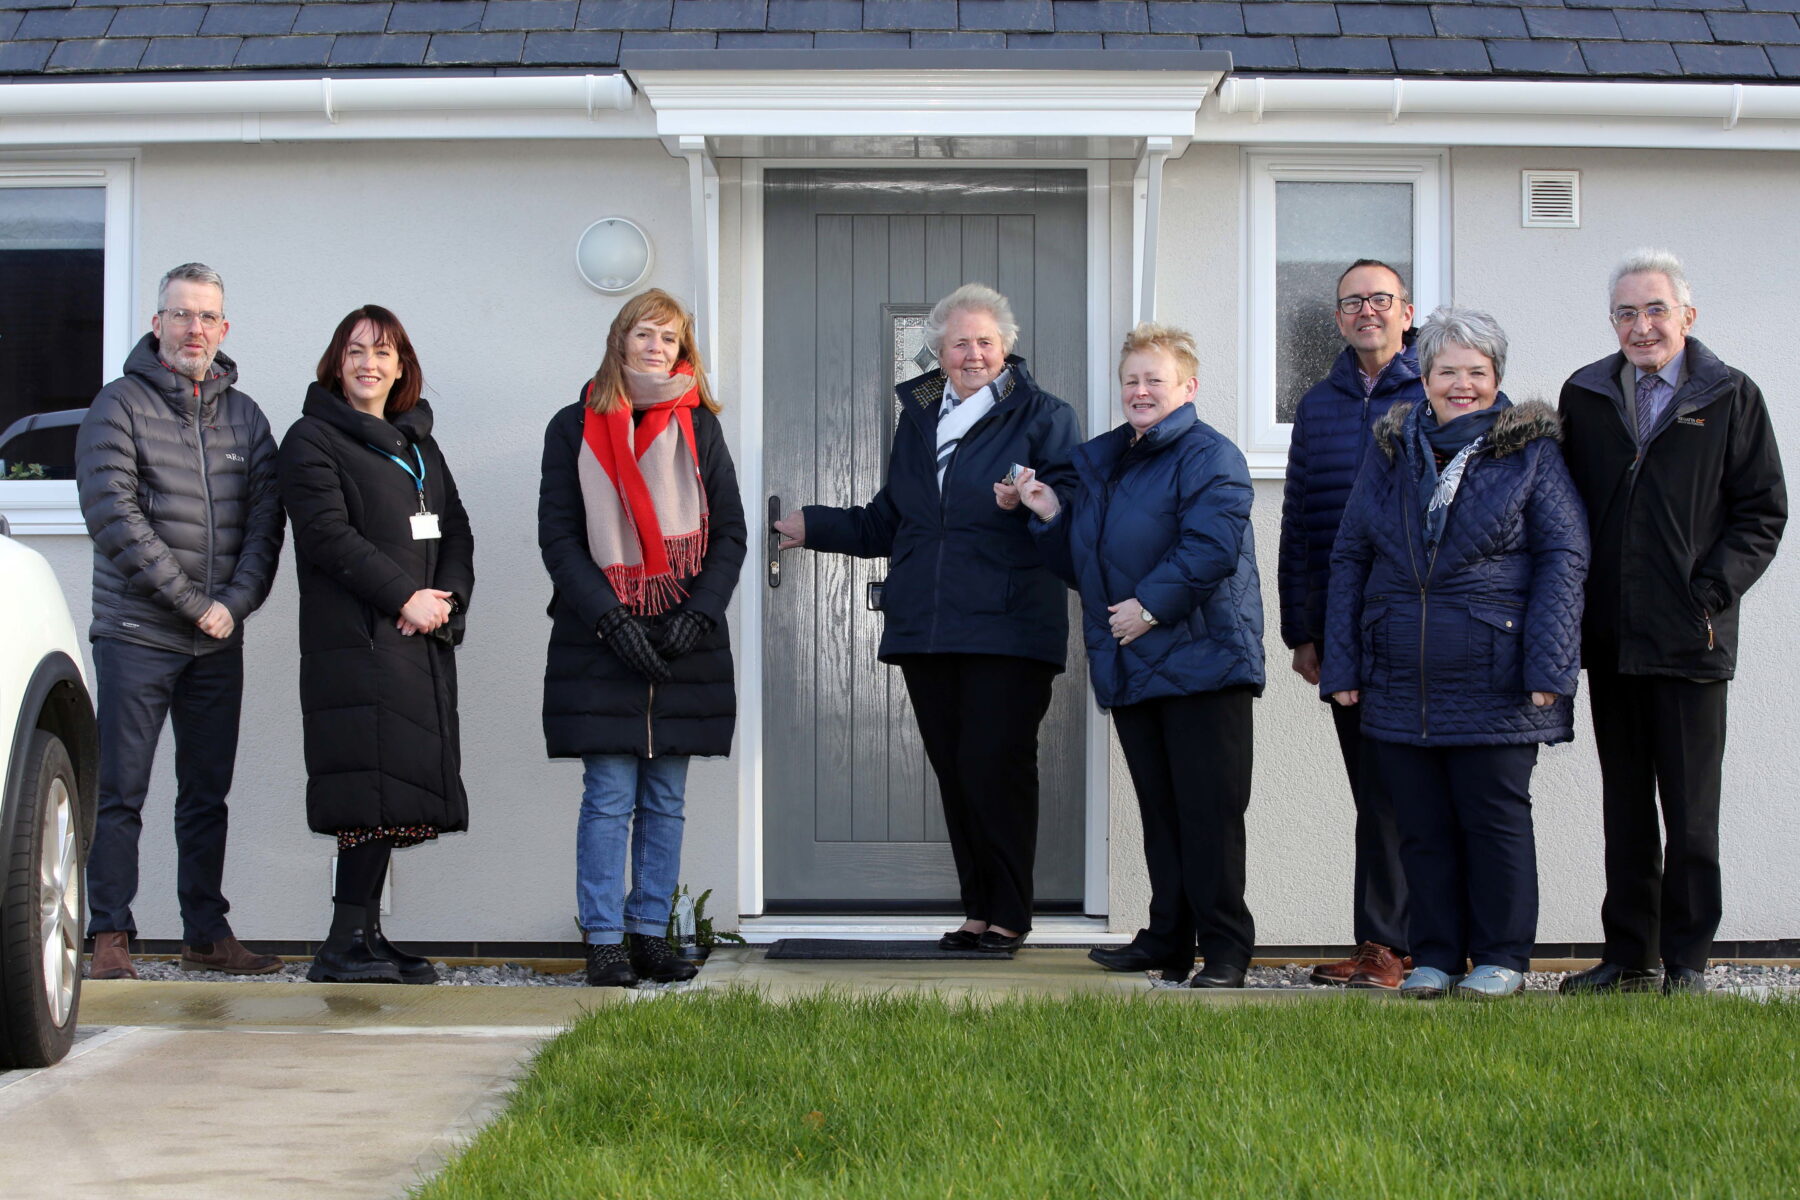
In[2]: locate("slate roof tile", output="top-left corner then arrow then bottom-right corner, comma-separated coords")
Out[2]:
1104,30 -> 1201,45
912,28 -> 1008,45
576,0 -> 671,28
1147,2 -> 1244,34
426,30 -> 525,61
620,27 -> 718,44
862,0 -> 957,29
109,6 -> 207,37
1338,5 -> 1437,37
46,36 -> 147,70
0,39 -> 54,72
1006,29 -> 1104,44
1297,33 -> 1396,66
388,1 -> 484,31
0,11 -> 18,40
140,33 -> 240,66
1432,5 -> 1530,37
1663,0 -> 1747,10
198,4 -> 299,35
961,0 -> 1055,31
232,32 -> 333,65
1201,31 -> 1299,66
765,0 -> 861,30
718,28 -> 811,44
1615,8 -> 1712,36
1766,41 -> 1800,70
1580,35 -> 1683,66
18,6 -> 115,38
291,6 -> 389,35
1485,35 -> 1588,68
812,28 -> 910,44
1524,7 -> 1623,36
521,27 -> 622,59
1245,2 -> 1339,35
1745,0 -> 1800,11
1672,38 -> 1775,68
328,30 -> 428,63
481,0 -> 579,30
1391,34 -> 1493,70
671,0 -> 767,29
1707,9 -> 1800,37
1052,1 -> 1149,32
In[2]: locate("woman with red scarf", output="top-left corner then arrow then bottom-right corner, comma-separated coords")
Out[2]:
538,290 -> 746,988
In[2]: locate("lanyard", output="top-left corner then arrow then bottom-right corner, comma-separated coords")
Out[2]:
368,442 -> 429,512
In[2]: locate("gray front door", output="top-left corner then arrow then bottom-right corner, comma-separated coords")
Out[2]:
761,168 -> 1088,910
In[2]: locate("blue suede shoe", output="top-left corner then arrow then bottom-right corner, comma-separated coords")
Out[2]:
1399,965 -> 1459,999
1456,964 -> 1524,998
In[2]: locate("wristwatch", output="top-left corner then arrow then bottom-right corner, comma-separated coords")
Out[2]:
1139,608 -> 1158,627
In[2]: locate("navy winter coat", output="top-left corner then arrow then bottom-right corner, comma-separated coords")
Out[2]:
803,356 -> 1082,669
1035,403 -> 1265,709
1321,400 -> 1589,747
1278,345 -> 1422,649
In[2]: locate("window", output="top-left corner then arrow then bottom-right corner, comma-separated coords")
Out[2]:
0,160 -> 133,534
1243,151 -> 1444,476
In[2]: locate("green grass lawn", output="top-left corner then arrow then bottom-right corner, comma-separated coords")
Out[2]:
417,990 -> 1799,1199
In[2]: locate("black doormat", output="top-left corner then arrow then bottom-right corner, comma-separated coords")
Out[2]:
764,939 -> 1003,961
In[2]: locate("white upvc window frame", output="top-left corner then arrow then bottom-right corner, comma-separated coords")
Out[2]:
0,156 -> 135,535
1240,147 -> 1448,478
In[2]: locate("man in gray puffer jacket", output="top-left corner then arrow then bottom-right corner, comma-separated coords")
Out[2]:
75,263 -> 284,980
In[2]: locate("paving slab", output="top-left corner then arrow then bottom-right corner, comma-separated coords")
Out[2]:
0,1025 -> 539,1200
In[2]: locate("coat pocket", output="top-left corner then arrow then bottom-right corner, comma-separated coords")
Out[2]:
1468,599 -> 1525,693
1359,601 -> 1391,691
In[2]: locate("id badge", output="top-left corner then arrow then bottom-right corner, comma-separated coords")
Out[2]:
410,511 -> 442,541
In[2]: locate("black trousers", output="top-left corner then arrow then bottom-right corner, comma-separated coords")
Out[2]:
1370,740 -> 1540,974
1111,688 -> 1256,971
87,637 -> 243,945
897,654 -> 1057,934
1587,670 -> 1728,972
1327,698 -> 1410,954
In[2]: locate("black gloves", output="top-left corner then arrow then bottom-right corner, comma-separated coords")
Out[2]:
596,605 -> 671,685
656,610 -> 714,661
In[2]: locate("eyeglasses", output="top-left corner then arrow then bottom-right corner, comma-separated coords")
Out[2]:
158,307 -> 224,330
1336,293 -> 1399,315
1610,303 -> 1683,327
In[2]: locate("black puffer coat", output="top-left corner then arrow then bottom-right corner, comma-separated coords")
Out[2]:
279,386 -> 475,835
539,397 -> 747,759
75,332 -> 283,655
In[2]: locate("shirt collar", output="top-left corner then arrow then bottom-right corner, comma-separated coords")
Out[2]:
1635,347 -> 1684,393
944,366 -> 1009,406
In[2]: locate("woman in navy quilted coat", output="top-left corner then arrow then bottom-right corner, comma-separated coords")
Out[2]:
1322,307 -> 1588,999
1005,323 -> 1264,989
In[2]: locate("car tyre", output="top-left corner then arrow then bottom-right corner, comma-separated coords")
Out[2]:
0,731 -> 85,1069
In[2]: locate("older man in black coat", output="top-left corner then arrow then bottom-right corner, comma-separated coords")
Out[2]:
1557,249 -> 1786,996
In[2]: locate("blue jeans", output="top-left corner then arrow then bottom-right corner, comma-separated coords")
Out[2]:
577,754 -> 689,943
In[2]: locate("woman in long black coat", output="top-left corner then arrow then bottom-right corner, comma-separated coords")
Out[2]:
280,305 -> 474,985
539,288 -> 745,988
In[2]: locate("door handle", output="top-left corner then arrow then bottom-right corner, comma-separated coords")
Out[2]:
767,494 -> 783,588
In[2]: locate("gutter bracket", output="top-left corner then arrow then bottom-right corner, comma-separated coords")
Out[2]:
1389,78 -> 1405,125
1726,83 -> 1744,131
321,77 -> 337,125
1251,77 -> 1266,125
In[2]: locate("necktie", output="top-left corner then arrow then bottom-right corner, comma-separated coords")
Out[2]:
1635,373 -> 1665,445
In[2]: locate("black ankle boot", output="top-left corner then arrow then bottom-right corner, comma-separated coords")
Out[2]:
585,940 -> 639,988
363,907 -> 438,985
308,901 -> 403,983
629,933 -> 699,983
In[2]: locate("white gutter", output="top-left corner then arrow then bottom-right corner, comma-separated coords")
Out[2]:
1212,77 -> 1800,149
0,74 -> 634,120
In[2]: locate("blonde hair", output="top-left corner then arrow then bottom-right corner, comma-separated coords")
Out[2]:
588,288 -> 719,415
1118,322 -> 1199,382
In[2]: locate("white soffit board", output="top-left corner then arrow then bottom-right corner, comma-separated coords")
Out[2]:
627,68 -> 1223,155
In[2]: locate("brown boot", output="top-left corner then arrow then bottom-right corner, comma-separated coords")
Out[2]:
89,931 -> 138,980
1311,941 -> 1410,988
1345,943 -> 1412,990
180,935 -> 284,975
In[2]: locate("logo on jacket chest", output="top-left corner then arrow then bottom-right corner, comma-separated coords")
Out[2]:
226,452 -> 246,462
1675,416 -> 1705,428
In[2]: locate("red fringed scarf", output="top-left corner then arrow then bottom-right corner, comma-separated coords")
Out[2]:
577,363 -> 709,615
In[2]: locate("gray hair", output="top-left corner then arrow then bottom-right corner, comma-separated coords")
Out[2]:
158,262 -> 225,311
1415,306 -> 1508,382
1608,247 -> 1693,310
924,283 -> 1019,357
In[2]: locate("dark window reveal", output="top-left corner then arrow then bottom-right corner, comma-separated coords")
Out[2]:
0,188 -> 104,481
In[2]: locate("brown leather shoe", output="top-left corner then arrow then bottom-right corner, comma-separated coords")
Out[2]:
1345,943 -> 1412,990
1310,941 -> 1410,988
180,935 -> 284,975
89,931 -> 138,980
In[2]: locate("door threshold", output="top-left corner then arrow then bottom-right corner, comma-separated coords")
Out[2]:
735,915 -> 1125,945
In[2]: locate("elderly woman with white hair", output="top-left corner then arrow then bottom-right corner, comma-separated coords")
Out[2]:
774,284 -> 1081,954
1322,307 -> 1589,999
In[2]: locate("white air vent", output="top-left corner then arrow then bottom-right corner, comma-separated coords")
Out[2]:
1522,170 -> 1580,228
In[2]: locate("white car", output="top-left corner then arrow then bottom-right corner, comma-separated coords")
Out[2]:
0,517 -> 97,1067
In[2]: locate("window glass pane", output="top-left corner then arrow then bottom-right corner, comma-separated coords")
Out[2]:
0,187 -> 104,480
1274,181 -> 1411,425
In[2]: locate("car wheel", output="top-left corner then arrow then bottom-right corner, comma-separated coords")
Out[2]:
0,731 -> 84,1068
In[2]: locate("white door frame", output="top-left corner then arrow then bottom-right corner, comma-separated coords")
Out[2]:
733,157 -> 1119,920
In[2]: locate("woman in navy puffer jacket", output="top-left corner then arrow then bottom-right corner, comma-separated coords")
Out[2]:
1007,323 -> 1264,989
1322,307 -> 1588,1000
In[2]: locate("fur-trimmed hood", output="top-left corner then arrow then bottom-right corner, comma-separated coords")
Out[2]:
1374,398 -> 1561,461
